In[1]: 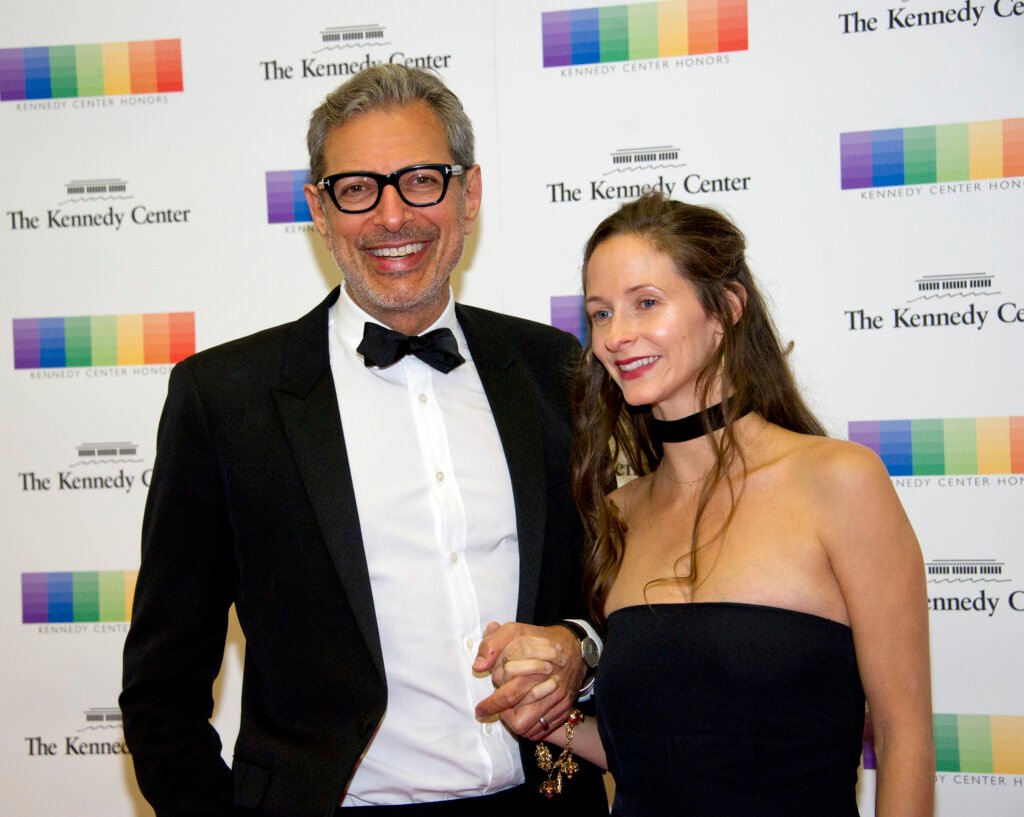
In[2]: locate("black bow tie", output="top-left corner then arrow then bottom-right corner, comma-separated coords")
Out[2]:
356,322 -> 466,373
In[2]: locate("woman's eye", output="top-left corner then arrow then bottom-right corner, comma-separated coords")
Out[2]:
590,309 -> 611,321
639,298 -> 658,309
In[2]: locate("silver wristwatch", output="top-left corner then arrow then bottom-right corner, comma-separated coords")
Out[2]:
556,620 -> 600,671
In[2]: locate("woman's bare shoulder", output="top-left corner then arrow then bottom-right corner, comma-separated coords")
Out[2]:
606,472 -> 649,517
762,426 -> 889,488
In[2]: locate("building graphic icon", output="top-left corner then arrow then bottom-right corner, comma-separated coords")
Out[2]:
64,178 -> 129,197
320,25 -> 386,44
926,560 -> 1006,582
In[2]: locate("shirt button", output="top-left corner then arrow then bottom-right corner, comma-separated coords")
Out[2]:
449,552 -> 458,565
435,471 -> 444,482
483,723 -> 493,735
464,637 -> 474,651
418,393 -> 428,404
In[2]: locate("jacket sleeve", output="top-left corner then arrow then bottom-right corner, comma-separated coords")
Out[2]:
120,359 -> 237,816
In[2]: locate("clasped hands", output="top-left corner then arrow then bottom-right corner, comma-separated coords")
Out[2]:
472,621 -> 585,742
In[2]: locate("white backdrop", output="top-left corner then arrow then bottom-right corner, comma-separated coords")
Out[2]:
2,1 -> 1022,814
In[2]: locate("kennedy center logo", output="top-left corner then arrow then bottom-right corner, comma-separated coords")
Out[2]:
12,312 -> 195,369
17,441 -> 151,497
266,170 -> 313,224
0,39 -> 182,101
848,416 -> 1024,478
25,706 -> 130,758
547,142 -> 751,205
542,0 -> 748,67
6,177 -> 193,232
843,271 -> 1024,336
925,560 -> 1022,618
840,117 -> 1024,192
22,571 -> 137,624
259,23 -> 452,83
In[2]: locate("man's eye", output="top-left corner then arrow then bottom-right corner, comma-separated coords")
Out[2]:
406,174 -> 442,190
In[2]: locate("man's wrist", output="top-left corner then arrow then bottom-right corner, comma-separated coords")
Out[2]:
553,619 -> 601,694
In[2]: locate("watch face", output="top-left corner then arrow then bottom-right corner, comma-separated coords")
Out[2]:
581,637 -> 599,668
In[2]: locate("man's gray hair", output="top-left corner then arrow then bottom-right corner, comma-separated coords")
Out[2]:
307,64 -> 475,182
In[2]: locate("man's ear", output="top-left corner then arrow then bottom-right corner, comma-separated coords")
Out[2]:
303,184 -> 331,244
462,164 -> 482,235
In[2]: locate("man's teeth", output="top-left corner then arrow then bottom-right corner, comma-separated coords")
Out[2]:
620,356 -> 658,372
370,243 -> 425,258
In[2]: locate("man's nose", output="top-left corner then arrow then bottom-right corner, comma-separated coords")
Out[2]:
373,183 -> 413,230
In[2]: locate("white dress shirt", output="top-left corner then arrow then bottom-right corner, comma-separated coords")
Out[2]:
330,285 -> 525,805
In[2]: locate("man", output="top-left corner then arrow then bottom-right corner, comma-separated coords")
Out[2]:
121,65 -> 606,816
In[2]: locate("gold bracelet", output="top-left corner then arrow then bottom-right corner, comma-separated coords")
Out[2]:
535,708 -> 584,797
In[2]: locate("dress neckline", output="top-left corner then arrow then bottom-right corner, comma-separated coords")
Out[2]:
605,600 -> 852,631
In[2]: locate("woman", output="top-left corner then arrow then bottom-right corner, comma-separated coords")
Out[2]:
508,194 -> 933,816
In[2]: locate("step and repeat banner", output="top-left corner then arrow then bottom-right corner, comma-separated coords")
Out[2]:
2,1 -> 1021,814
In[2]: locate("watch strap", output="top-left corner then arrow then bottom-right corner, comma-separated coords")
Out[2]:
554,619 -> 589,642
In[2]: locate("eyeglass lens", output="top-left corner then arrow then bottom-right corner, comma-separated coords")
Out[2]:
336,167 -> 448,211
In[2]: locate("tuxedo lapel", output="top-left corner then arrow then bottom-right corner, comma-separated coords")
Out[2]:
271,287 -> 385,680
457,305 -> 548,623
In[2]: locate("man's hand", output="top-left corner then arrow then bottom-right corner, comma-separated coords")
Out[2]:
472,621 -> 585,741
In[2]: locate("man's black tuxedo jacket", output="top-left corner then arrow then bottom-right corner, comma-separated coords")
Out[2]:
121,288 -> 607,817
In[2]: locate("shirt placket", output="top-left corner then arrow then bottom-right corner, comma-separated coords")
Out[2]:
406,362 -> 510,781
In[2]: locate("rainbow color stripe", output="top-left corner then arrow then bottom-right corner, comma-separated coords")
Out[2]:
551,295 -> 588,345
22,571 -> 138,623
12,313 -> 195,369
863,714 -> 1024,774
266,170 -> 313,224
840,118 -> 1024,189
0,39 -> 182,101
849,417 -> 1024,476
542,0 -> 748,67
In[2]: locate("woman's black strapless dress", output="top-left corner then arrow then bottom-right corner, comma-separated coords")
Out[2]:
595,603 -> 865,816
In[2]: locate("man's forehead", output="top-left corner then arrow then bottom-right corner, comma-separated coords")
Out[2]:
323,102 -> 451,170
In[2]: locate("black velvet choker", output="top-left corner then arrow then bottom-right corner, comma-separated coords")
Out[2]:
650,401 -> 749,444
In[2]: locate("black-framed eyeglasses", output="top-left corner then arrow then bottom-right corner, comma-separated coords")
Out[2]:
316,163 -> 465,214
